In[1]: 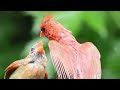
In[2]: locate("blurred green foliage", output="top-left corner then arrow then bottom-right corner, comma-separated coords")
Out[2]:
0,11 -> 120,79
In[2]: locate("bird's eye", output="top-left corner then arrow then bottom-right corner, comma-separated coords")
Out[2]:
41,27 -> 46,33
31,48 -> 34,53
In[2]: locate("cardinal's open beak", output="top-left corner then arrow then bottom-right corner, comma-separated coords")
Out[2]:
36,47 -> 44,54
40,31 -> 45,37
36,41 -> 44,54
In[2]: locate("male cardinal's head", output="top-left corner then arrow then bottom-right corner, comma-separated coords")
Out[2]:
40,15 -> 54,39
30,41 -> 47,63
40,15 -> 72,41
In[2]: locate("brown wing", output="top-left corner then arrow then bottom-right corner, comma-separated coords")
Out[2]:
8,63 -> 46,79
4,59 -> 25,79
49,40 -> 101,79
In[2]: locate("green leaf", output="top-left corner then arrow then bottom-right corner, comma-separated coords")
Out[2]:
102,39 -> 120,79
110,11 -> 120,29
81,11 -> 108,39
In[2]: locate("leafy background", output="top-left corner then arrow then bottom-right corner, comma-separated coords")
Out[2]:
0,11 -> 120,79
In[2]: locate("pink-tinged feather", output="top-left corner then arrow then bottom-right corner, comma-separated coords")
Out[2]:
40,15 -> 101,79
77,42 -> 101,79
49,40 -> 101,79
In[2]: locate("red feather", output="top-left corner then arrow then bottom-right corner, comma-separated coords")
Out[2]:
49,40 -> 101,79
40,15 -> 101,79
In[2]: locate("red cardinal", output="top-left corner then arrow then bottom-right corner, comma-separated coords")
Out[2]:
40,15 -> 101,79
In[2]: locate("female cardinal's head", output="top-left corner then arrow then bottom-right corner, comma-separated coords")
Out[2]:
29,41 -> 47,63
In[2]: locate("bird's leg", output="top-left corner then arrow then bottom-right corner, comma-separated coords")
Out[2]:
44,71 -> 48,79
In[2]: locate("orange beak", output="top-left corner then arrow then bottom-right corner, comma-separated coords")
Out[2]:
36,47 -> 44,54
36,41 -> 44,54
40,31 -> 45,37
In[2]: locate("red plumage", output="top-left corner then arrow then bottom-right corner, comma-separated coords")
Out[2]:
40,15 -> 101,79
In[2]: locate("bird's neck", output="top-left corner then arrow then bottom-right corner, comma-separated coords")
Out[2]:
57,31 -> 79,47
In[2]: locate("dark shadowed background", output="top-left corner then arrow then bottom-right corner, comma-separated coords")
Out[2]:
0,11 -> 120,79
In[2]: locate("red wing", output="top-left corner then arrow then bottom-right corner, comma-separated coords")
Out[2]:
4,60 -> 24,79
49,40 -> 78,79
49,40 -> 101,79
77,42 -> 101,79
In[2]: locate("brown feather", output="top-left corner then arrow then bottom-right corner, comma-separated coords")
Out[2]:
4,60 -> 24,79
4,41 -> 47,79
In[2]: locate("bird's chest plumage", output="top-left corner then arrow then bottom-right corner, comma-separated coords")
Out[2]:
9,62 -> 45,79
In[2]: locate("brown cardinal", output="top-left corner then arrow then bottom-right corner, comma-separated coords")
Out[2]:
4,41 -> 48,79
40,15 -> 101,79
